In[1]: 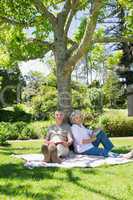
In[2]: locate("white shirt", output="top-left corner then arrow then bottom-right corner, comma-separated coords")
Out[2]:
71,124 -> 94,153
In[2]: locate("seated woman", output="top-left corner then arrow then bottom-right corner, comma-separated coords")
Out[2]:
70,110 -> 133,159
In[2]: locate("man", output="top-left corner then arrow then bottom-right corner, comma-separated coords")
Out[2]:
41,111 -> 73,163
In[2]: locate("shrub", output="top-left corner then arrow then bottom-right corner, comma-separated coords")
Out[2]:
0,122 -> 9,145
0,121 -> 49,141
0,106 -> 32,122
98,110 -> 133,137
18,126 -> 38,140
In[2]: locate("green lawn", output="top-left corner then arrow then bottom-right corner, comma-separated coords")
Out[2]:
0,138 -> 133,200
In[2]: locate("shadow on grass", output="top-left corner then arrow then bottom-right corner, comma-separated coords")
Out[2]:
62,169 -> 124,200
0,182 -> 60,200
0,162 -> 60,181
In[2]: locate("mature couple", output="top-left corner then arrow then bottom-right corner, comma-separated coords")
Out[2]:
41,110 -> 133,163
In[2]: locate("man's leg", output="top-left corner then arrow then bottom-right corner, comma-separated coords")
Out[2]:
56,144 -> 69,158
41,144 -> 50,162
48,143 -> 61,163
92,131 -> 114,152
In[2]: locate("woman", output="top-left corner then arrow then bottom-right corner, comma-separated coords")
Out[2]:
70,110 -> 133,159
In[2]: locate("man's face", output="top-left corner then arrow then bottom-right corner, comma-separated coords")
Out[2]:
55,111 -> 64,124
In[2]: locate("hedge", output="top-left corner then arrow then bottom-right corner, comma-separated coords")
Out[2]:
0,121 -> 49,145
98,110 -> 133,137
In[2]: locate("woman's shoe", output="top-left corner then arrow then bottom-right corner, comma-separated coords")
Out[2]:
123,150 -> 133,159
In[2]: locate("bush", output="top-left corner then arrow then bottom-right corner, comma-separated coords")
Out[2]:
0,106 -> 32,122
0,121 -> 43,140
98,110 -> 133,137
18,126 -> 38,140
0,122 -> 9,145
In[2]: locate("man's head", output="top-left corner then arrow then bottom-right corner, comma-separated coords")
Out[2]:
55,110 -> 64,125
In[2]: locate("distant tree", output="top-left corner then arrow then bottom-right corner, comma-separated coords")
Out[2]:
102,71 -> 125,108
0,66 -> 24,107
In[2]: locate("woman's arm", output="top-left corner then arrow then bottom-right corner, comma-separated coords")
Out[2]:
81,136 -> 96,144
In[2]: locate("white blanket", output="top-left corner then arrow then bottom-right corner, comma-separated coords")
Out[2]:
14,153 -> 133,168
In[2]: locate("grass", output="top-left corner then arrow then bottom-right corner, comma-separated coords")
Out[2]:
0,138 -> 133,200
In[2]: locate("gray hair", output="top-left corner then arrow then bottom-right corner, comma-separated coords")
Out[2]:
70,110 -> 83,124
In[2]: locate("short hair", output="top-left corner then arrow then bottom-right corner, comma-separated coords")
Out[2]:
55,110 -> 64,117
70,110 -> 83,124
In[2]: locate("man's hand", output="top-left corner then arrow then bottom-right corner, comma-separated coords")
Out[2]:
62,141 -> 69,147
44,139 -> 54,145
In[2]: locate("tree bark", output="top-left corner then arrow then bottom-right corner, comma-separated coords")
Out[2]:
57,70 -> 72,117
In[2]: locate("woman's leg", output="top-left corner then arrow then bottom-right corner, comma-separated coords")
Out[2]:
82,146 -> 109,157
92,131 -> 114,151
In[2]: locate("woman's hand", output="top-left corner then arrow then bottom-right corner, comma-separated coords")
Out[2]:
81,136 -> 96,144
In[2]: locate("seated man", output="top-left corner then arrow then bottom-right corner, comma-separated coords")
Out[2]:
70,110 -> 133,159
41,110 -> 73,163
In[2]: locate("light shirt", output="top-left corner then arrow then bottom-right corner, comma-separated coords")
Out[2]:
46,124 -> 73,144
71,124 -> 94,153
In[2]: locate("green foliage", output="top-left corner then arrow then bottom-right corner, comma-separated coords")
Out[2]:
0,121 -> 43,140
102,72 -> 125,108
106,50 -> 123,70
98,110 -> 133,137
0,122 -> 9,145
31,85 -> 57,120
74,17 -> 87,42
0,107 -> 32,122
0,0 -> 36,25
86,87 -> 103,113
0,67 -> 23,108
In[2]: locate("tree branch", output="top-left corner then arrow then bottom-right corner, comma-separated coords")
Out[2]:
17,38 -> 54,61
64,0 -> 79,36
32,0 -> 56,26
64,0 -> 103,73
56,0 -> 71,35
28,38 -> 54,49
94,36 -> 133,43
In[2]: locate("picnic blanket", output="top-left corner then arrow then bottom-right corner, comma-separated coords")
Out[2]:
14,152 -> 133,168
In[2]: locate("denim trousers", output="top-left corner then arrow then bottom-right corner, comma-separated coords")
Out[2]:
82,131 -> 114,157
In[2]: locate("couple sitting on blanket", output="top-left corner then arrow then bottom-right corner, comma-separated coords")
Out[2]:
41,110 -> 133,163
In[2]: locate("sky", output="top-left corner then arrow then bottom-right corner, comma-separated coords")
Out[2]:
19,59 -> 50,76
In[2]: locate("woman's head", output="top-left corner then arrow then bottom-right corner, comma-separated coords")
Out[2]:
70,110 -> 83,125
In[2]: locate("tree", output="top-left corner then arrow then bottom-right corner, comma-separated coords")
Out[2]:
102,71 -> 125,108
0,0 -> 133,118
0,67 -> 24,107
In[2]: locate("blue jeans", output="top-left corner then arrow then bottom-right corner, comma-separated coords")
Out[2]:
82,131 -> 114,157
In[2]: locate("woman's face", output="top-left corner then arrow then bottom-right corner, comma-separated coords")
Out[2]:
73,115 -> 82,125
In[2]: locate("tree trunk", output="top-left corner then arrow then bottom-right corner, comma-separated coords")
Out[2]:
54,27 -> 72,118
57,69 -> 72,118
